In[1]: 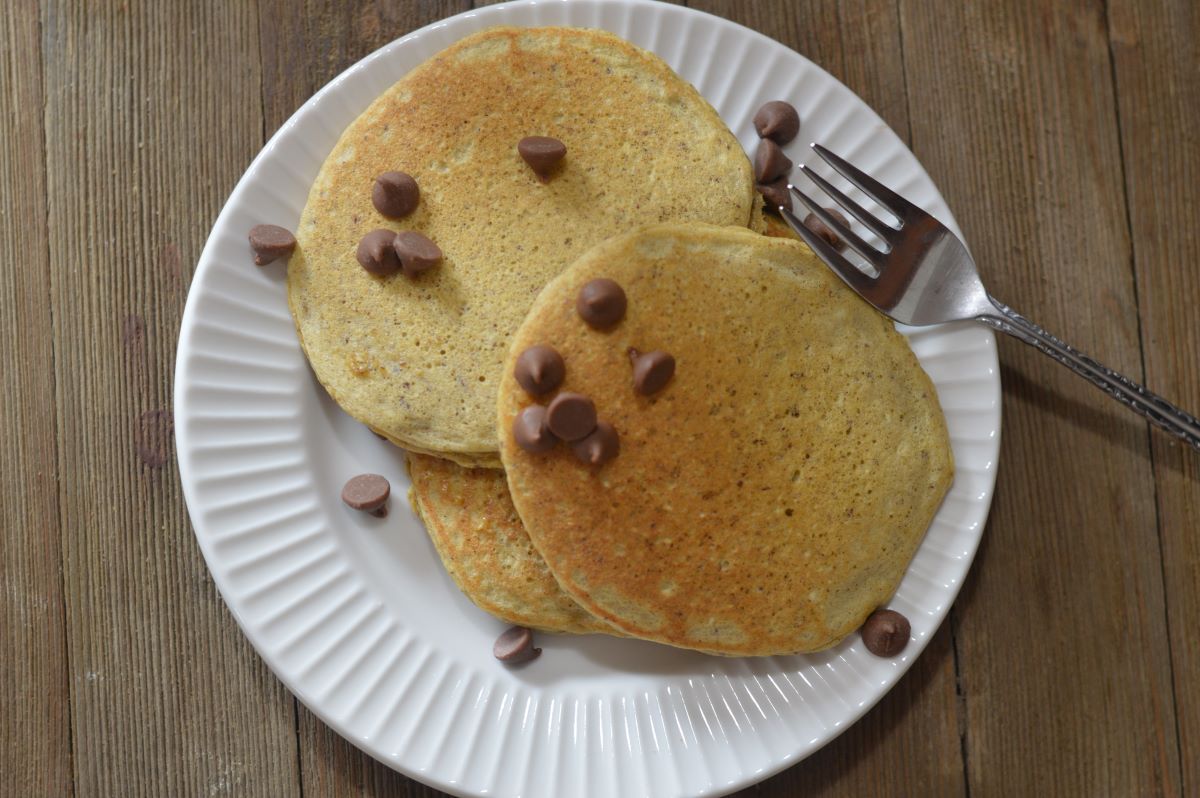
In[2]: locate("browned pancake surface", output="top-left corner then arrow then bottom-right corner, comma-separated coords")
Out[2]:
499,223 -> 954,655
407,453 -> 615,634
288,27 -> 755,467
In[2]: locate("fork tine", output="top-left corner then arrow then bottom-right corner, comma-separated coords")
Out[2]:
811,143 -> 923,223
780,204 -> 876,297
797,164 -> 897,247
788,181 -> 885,267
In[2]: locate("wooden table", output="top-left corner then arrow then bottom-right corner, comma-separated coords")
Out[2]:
3,0 -> 1197,795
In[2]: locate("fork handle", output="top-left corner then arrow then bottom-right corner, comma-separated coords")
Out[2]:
978,299 -> 1200,451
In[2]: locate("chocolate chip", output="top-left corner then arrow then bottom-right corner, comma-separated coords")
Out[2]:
802,208 -> 851,250
753,101 -> 801,144
356,229 -> 402,276
546,392 -> 597,441
512,405 -> 558,453
372,171 -> 420,218
753,139 -> 793,183
755,176 -> 792,212
341,473 -> 390,517
493,626 -> 541,663
631,350 -> 675,395
861,609 -> 911,657
248,224 -> 296,265
576,278 -> 627,329
393,231 -> 442,277
571,420 -> 619,466
514,345 -> 565,396
518,136 -> 566,182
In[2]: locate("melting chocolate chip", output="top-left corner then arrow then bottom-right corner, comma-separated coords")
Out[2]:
514,345 -> 565,396
753,139 -> 793,184
755,176 -> 792,212
861,609 -> 911,657
571,420 -> 619,466
576,278 -> 627,329
518,136 -> 566,182
341,473 -> 390,517
493,625 -> 541,663
372,171 -> 420,218
356,229 -> 402,276
631,350 -> 675,395
753,101 -> 801,144
393,231 -> 442,276
546,392 -> 597,441
512,405 -> 558,453
248,224 -> 296,265
802,208 -> 851,251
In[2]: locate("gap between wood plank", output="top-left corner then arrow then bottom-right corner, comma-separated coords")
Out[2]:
832,0 -> 848,96
949,617 -> 971,798
258,0 -> 269,170
293,699 -> 306,798
1101,0 -> 1185,782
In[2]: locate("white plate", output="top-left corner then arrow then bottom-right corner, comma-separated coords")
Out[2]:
174,2 -> 1000,796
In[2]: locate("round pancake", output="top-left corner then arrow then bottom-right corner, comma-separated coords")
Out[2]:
289,27 -> 756,468
406,453 -> 614,634
498,223 -> 954,656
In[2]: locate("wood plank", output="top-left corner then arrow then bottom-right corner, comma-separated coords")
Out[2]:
38,1 -> 302,794
253,1 -> 473,793
0,5 -> 72,796
1108,0 -> 1200,790
685,2 -> 966,794
898,0 -> 1182,794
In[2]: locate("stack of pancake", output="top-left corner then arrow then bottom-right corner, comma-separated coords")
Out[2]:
289,26 -> 953,655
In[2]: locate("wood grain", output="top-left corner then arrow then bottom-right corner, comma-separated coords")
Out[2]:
898,0 -> 1182,794
2,0 -> 1197,795
0,5 -> 72,796
38,1 -> 300,794
687,0 -> 914,138
1108,0 -> 1200,792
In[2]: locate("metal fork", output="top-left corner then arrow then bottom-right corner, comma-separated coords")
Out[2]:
780,143 -> 1200,451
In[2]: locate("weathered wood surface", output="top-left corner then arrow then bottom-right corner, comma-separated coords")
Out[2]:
1,5 -> 71,796
898,1 -> 1181,794
1,0 -> 1195,795
31,1 -> 302,795
1108,1 -> 1200,794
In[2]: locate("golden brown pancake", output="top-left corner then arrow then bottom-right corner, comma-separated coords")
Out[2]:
498,223 -> 954,656
406,453 -> 614,634
289,27 -> 756,467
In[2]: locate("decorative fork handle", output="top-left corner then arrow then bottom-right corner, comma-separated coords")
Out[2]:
976,299 -> 1200,451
